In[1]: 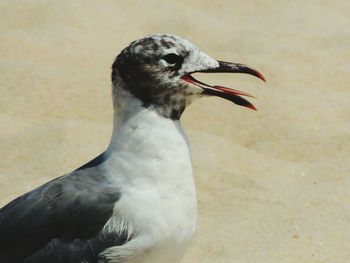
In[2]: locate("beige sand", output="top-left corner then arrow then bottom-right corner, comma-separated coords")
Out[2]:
1,1 -> 349,262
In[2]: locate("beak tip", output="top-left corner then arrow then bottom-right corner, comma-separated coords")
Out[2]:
259,74 -> 266,82
260,74 -> 267,82
248,105 -> 257,111
253,69 -> 266,82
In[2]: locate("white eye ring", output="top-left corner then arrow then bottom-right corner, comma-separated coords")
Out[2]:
160,59 -> 174,67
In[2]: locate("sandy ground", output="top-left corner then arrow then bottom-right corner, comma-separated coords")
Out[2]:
1,1 -> 350,262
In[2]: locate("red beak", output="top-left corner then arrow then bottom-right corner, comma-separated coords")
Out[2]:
181,61 -> 265,110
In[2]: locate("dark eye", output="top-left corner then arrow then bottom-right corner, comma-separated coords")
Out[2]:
162,53 -> 183,65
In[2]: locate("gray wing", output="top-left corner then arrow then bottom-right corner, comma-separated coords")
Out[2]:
0,155 -> 126,263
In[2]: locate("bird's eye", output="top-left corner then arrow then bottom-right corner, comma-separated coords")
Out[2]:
162,53 -> 183,65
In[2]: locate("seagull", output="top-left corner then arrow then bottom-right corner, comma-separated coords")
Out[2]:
0,34 -> 265,263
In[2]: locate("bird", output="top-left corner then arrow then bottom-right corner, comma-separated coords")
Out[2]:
0,34 -> 265,263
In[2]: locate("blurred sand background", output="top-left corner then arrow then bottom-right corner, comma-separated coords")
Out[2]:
1,1 -> 350,262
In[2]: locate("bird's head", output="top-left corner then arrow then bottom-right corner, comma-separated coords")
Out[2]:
112,34 -> 265,119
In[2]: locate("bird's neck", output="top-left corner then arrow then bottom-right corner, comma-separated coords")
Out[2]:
111,75 -> 187,120
111,85 -> 145,129
107,86 -> 189,155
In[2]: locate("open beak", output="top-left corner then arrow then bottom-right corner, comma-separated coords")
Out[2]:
181,61 -> 266,110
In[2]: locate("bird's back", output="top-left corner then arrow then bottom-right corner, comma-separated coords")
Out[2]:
0,165 -> 126,262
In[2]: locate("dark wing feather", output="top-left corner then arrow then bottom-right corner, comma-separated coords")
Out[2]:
0,163 -> 122,262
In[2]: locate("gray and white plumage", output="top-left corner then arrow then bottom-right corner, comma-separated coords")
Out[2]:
0,34 -> 265,263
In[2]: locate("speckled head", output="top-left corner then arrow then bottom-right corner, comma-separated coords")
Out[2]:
112,34 -> 265,120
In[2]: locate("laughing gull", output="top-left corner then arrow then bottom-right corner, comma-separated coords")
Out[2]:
0,34 -> 265,263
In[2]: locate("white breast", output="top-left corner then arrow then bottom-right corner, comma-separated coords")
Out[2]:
99,94 -> 197,263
